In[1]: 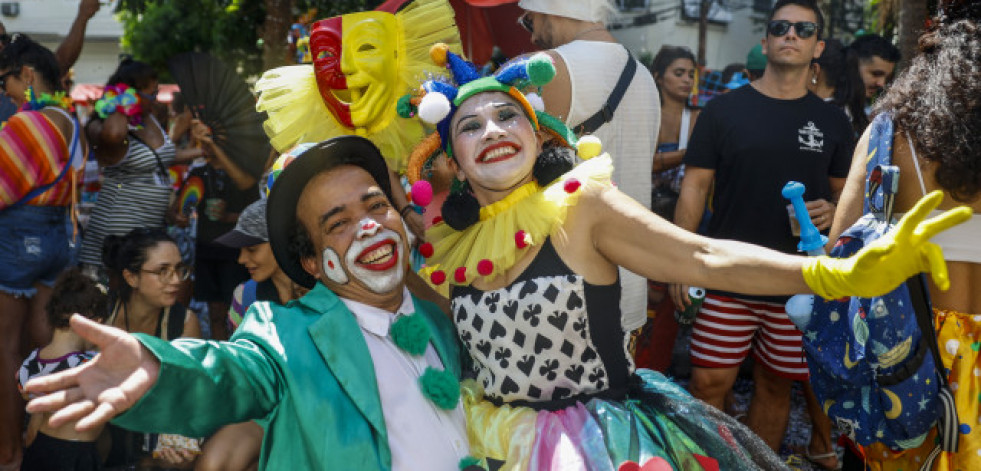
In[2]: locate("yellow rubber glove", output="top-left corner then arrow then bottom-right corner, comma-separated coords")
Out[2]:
803,191 -> 972,300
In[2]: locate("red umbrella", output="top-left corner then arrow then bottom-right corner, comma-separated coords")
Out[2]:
376,0 -> 534,65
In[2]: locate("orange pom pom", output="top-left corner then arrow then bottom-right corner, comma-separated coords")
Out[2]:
430,43 -> 449,67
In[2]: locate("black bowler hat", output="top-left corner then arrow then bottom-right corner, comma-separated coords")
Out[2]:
266,136 -> 393,289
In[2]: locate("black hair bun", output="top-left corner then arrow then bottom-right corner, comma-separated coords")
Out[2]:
441,188 -> 481,231
101,235 -> 124,271
533,145 -> 576,186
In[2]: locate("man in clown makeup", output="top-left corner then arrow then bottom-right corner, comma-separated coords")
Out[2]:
21,137 -> 473,471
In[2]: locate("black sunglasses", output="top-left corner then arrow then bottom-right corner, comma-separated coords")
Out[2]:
0,68 -> 20,90
767,20 -> 819,39
517,12 -> 533,34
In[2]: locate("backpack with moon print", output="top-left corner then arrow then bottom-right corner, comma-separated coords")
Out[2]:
801,114 -> 957,459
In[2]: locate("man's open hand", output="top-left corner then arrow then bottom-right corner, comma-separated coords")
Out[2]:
25,315 -> 160,431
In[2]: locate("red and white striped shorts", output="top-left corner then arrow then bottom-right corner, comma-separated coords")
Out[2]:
689,294 -> 809,381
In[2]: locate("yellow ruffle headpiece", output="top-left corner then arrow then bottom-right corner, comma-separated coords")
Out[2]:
255,0 -> 463,172
420,154 -> 614,287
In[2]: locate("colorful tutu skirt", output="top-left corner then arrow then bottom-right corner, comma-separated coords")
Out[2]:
463,369 -> 785,470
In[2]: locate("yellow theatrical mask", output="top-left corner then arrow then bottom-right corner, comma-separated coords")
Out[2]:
340,12 -> 400,135
255,0 -> 463,173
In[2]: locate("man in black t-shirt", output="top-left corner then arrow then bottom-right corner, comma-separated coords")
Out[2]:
670,0 -> 854,463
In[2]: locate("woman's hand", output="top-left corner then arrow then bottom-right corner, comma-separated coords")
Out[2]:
190,119 -> 214,148
802,191 -> 971,299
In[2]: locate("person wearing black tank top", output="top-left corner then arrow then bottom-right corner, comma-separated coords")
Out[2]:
101,228 -> 201,469
399,45 -> 970,469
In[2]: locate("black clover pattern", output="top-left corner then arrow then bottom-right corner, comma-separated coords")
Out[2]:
522,304 -> 542,327
539,359 -> 559,381
588,366 -> 606,389
451,274 -> 612,402
494,347 -> 512,368
483,292 -> 500,313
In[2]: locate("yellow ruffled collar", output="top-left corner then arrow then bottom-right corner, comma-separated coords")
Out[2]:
422,155 -> 614,287
479,182 -> 541,221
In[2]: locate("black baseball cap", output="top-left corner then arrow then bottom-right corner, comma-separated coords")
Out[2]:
215,199 -> 268,248
266,136 -> 393,289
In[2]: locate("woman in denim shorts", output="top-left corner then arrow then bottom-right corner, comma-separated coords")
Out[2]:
0,36 -> 84,468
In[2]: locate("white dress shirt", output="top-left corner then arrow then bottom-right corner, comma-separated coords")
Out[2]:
339,289 -> 469,470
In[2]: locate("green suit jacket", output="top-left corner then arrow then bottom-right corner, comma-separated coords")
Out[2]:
113,283 -> 461,471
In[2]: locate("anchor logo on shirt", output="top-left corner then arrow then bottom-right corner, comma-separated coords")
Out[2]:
798,121 -> 824,153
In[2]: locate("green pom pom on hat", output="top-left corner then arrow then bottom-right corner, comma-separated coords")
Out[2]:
524,53 -> 556,86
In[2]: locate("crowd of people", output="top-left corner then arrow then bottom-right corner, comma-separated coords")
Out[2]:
1,0 -> 978,470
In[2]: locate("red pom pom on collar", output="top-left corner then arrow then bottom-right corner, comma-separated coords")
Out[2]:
477,259 -> 494,276
563,178 -> 581,194
515,230 -> 529,249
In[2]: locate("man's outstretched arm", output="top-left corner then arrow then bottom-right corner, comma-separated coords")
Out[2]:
26,312 -> 284,436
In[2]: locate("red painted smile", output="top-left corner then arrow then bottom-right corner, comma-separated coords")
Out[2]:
476,142 -> 522,165
355,239 -> 398,271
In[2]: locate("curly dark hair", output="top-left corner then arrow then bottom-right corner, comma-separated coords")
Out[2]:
873,16 -> 981,202
46,269 -> 108,329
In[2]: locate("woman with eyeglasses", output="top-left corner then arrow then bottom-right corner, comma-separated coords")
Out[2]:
0,34 -> 85,470
79,58 -> 204,277
100,228 -> 201,469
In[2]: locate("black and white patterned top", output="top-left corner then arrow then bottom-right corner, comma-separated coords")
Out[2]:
452,238 -> 632,409
17,349 -> 94,400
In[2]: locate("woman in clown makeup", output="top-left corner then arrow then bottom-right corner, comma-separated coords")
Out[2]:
404,45 -> 971,470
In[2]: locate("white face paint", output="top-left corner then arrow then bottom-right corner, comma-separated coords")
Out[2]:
342,217 -> 406,294
321,247 -> 349,285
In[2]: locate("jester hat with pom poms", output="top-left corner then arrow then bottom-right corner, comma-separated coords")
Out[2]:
398,44 -> 580,160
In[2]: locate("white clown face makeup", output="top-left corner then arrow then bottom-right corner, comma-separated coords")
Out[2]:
297,166 -> 410,306
450,92 -> 541,205
321,247 -> 350,285
341,217 -> 405,294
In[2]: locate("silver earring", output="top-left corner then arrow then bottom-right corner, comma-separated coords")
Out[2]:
811,76 -> 818,85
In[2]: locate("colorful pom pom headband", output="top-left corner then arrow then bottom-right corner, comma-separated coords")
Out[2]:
397,43 -> 577,158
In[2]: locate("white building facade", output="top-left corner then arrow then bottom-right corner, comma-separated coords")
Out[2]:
0,0 -> 123,85
610,0 -> 773,69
